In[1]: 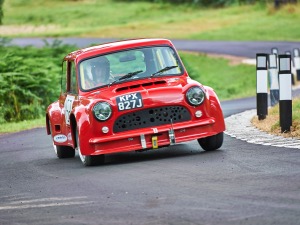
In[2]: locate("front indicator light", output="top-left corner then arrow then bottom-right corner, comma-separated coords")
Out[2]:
195,110 -> 203,118
93,102 -> 112,121
102,126 -> 109,133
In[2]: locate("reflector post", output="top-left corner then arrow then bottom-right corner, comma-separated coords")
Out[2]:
278,55 -> 292,133
268,54 -> 279,106
294,48 -> 300,81
256,53 -> 268,120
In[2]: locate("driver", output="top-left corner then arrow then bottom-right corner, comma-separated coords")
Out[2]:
85,57 -> 112,88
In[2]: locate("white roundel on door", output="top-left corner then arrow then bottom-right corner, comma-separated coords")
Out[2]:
54,134 -> 68,143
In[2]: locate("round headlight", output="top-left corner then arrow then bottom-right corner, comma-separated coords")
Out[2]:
93,102 -> 112,121
186,87 -> 205,106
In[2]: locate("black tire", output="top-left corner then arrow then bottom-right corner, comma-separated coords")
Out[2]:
76,128 -> 105,166
80,154 -> 105,167
54,145 -> 75,158
198,132 -> 224,151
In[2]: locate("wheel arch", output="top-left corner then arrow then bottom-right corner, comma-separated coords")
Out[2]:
70,113 -> 77,148
204,86 -> 226,132
46,114 -> 51,135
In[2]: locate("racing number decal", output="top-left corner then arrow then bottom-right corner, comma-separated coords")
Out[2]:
64,95 -> 75,125
117,92 -> 143,111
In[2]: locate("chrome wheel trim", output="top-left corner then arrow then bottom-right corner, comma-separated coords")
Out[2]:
76,129 -> 86,164
49,120 -> 58,156
78,146 -> 86,164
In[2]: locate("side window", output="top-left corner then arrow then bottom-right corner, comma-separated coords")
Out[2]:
62,60 -> 78,94
155,48 -> 165,69
61,61 -> 68,93
70,62 -> 78,94
152,47 -> 181,75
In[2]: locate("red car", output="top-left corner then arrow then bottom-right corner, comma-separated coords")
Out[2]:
46,38 -> 225,166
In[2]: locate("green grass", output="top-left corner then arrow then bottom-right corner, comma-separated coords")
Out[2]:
180,52 -> 255,99
0,117 -> 45,134
1,0 -> 300,41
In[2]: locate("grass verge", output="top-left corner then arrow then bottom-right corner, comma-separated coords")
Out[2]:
2,0 -> 300,41
251,98 -> 300,139
179,51 -> 255,100
0,117 -> 45,135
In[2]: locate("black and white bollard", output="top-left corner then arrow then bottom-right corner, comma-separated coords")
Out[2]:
293,48 -> 300,81
279,55 -> 292,133
268,54 -> 279,106
256,54 -> 268,120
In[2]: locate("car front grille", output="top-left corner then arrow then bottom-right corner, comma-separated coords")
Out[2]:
113,106 -> 191,133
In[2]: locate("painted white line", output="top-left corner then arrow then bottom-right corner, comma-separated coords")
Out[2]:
0,201 -> 93,210
0,196 -> 93,211
6,196 -> 87,205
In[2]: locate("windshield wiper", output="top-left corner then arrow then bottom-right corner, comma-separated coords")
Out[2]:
151,65 -> 178,77
119,70 -> 143,81
109,70 -> 143,87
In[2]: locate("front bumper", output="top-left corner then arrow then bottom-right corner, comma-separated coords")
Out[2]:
88,117 -> 223,155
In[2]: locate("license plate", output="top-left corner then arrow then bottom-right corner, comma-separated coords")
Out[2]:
152,136 -> 158,149
116,92 -> 143,111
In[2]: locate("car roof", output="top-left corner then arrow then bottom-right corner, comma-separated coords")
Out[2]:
64,38 -> 174,63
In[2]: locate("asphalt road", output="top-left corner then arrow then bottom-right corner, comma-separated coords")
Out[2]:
1,39 -> 300,225
10,37 -> 300,58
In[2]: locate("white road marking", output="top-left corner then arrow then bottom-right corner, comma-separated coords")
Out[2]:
0,196 -> 93,210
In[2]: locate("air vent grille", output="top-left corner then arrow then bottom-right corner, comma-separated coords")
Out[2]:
113,106 -> 191,133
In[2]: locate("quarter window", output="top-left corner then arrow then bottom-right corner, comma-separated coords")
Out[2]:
70,62 -> 78,94
61,61 -> 67,93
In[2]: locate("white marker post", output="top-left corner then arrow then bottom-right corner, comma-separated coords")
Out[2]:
294,48 -> 300,81
256,54 -> 268,120
279,55 -> 292,133
268,54 -> 279,106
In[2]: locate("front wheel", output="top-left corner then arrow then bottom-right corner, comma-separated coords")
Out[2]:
76,128 -> 105,166
198,132 -> 224,151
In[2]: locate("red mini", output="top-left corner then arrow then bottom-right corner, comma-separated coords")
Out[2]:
46,38 -> 225,166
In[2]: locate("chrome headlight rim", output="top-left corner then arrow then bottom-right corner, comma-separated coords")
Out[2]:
186,86 -> 205,106
93,102 -> 112,121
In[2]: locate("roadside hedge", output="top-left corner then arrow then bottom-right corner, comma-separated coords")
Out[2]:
0,39 -> 76,124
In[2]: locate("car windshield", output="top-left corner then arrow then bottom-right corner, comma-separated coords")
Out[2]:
79,46 -> 183,91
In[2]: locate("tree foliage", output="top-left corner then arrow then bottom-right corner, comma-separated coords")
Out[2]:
0,39 -> 76,124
